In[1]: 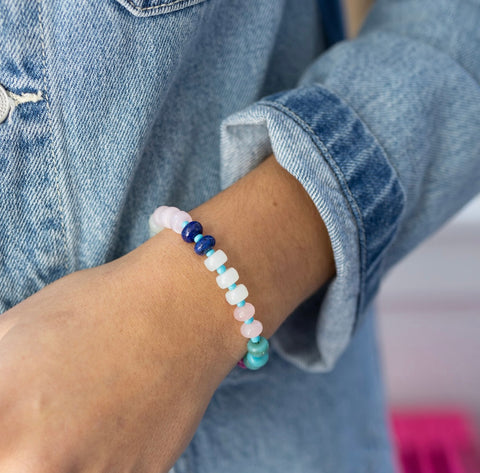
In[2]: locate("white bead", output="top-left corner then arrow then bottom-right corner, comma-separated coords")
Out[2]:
162,206 -> 179,228
225,284 -> 248,305
216,267 -> 239,289
148,213 -> 164,237
204,249 -> 227,272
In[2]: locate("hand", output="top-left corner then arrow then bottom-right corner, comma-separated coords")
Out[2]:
0,242 -> 234,473
0,153 -> 334,472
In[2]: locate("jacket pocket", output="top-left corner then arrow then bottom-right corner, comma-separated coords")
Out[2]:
114,0 -> 208,17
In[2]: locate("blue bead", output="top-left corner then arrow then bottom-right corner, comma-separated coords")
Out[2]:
193,233 -> 203,243
228,283 -> 237,291
181,221 -> 203,243
194,235 -> 215,255
250,336 -> 260,344
244,352 -> 269,370
206,249 -> 215,257
181,220 -> 189,229
237,300 -> 246,307
245,317 -> 254,324
216,265 -> 226,274
247,336 -> 269,356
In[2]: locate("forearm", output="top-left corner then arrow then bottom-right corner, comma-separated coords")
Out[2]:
125,154 -> 335,372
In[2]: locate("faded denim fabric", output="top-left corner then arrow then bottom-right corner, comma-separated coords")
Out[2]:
1,0 -> 479,472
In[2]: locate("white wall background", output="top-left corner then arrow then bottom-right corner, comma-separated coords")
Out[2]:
376,195 -> 480,418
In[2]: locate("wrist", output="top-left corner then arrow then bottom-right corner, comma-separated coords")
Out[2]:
118,227 -> 246,384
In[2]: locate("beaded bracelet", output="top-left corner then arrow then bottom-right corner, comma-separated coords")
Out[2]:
148,205 -> 270,370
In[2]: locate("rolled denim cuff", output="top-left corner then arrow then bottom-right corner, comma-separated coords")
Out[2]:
219,84 -> 405,372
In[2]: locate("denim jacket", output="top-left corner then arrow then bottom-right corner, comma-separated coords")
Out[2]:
1,0 -> 479,471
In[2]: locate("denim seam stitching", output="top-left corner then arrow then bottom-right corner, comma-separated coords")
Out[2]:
305,83 -> 407,280
37,0 -> 68,275
257,100 -> 366,330
123,0 -> 205,12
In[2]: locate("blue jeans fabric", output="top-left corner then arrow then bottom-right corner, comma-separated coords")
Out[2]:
1,0 -> 479,471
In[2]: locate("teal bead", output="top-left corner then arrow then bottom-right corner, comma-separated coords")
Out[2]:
193,233 -> 203,243
206,249 -> 215,257
216,265 -> 226,274
181,220 -> 189,229
228,283 -> 237,291
247,336 -> 269,356
244,352 -> 269,370
237,300 -> 246,307
244,317 -> 254,324
250,336 -> 260,343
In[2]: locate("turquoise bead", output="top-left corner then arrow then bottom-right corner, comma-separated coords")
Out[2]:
247,336 -> 269,356
206,249 -> 215,257
228,283 -> 237,291
250,336 -> 260,343
181,220 -> 189,229
244,352 -> 269,370
216,265 -> 226,274
194,233 -> 203,243
237,300 -> 246,307
244,317 -> 254,324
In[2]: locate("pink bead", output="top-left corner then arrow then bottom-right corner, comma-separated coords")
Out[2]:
233,302 -> 255,322
171,210 -> 192,234
161,206 -> 179,228
151,206 -> 168,227
240,320 -> 263,339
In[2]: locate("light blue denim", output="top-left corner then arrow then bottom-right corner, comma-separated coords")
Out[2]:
1,0 -> 479,471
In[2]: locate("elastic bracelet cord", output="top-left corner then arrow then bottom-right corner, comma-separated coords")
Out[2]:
148,205 -> 270,371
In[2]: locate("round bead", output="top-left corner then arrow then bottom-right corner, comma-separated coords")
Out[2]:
194,235 -> 215,255
233,302 -> 255,321
226,284 -> 248,305
216,267 -> 239,289
161,206 -> 180,229
181,221 -> 203,243
149,214 -> 162,237
206,249 -> 215,257
204,249 -> 227,271
171,211 -> 192,234
149,206 -> 168,235
237,300 -> 246,307
243,352 -> 269,370
216,265 -> 226,274
247,336 -> 269,356
194,234 -> 203,243
240,319 -> 263,338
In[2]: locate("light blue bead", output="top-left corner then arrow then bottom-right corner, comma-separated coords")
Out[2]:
181,220 -> 189,229
248,336 -> 269,356
206,249 -> 215,257
244,352 -> 269,370
228,283 -> 237,291
244,317 -> 254,324
194,233 -> 203,243
216,265 -> 226,274
250,336 -> 260,344
237,300 -> 246,307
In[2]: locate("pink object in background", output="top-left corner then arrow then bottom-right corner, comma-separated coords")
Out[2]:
390,410 -> 480,473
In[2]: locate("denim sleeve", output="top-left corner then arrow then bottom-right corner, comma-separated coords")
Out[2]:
218,0 -> 480,372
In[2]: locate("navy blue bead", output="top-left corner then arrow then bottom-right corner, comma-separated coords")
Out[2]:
194,235 -> 215,255
181,221 -> 203,243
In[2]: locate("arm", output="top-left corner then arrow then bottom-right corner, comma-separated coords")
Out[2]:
0,153 -> 334,471
218,0 -> 480,370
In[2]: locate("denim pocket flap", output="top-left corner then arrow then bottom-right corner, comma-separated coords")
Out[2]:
114,0 -> 208,17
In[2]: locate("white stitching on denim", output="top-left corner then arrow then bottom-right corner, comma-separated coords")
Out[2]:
37,0 -> 69,275
125,0 -> 203,12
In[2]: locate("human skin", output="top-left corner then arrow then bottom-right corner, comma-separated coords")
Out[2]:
0,154 -> 335,472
